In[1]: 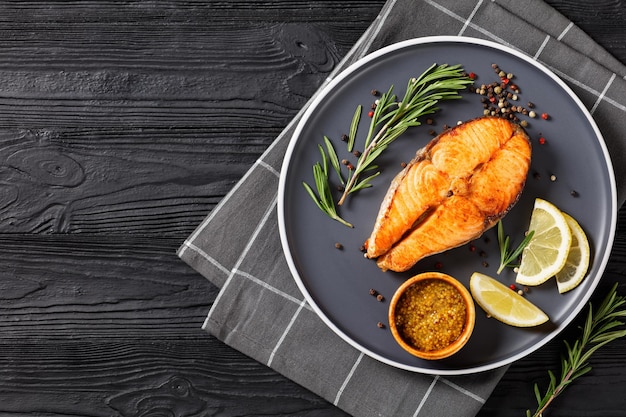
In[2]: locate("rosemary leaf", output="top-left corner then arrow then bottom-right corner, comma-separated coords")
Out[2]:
347,105 -> 362,152
302,181 -> 326,213
313,164 -> 330,209
323,136 -> 344,186
318,145 -> 328,177
350,171 -> 381,192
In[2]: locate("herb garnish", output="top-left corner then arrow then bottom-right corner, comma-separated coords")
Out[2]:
527,283 -> 626,417
302,138 -> 353,228
497,220 -> 534,274
303,63 -> 473,226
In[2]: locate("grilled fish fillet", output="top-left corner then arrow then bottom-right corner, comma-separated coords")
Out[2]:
365,116 -> 531,272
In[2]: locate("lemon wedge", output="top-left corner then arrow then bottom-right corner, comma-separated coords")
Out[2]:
555,212 -> 590,293
470,272 -> 549,327
515,198 -> 572,286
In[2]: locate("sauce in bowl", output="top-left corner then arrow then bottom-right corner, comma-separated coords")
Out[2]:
389,272 -> 475,360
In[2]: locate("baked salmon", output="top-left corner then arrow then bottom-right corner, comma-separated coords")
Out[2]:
365,116 -> 531,272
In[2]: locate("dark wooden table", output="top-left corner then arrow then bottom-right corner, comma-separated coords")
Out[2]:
0,1 -> 624,416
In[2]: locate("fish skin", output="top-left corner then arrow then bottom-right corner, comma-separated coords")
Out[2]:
365,116 -> 531,272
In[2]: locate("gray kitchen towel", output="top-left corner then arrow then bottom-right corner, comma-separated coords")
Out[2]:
178,0 -> 626,416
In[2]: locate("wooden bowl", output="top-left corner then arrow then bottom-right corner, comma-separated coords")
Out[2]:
388,272 -> 475,360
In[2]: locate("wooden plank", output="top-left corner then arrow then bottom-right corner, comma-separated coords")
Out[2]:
0,337 -> 347,416
0,1 -> 382,415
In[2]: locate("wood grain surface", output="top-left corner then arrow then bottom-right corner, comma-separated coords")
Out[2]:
0,1 -> 624,416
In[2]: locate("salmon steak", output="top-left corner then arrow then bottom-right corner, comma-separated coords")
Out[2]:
364,116 -> 531,272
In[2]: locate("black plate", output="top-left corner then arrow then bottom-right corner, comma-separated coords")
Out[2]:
277,37 -> 617,374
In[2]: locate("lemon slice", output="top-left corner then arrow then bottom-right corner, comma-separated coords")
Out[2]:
470,272 -> 549,327
515,198 -> 572,286
555,213 -> 590,293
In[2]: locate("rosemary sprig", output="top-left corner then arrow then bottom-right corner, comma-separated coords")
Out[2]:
497,220 -> 534,274
303,63 -> 472,226
527,283 -> 626,417
302,142 -> 353,228
337,63 -> 472,206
